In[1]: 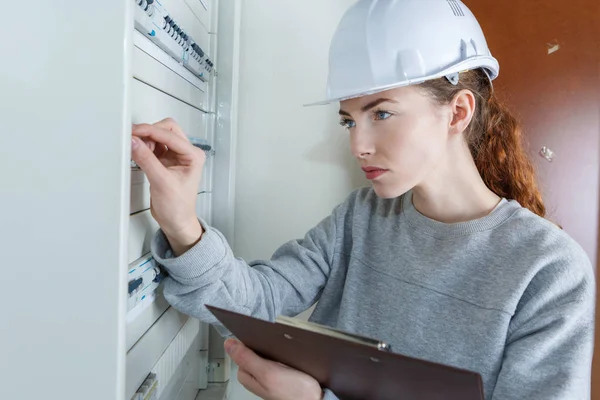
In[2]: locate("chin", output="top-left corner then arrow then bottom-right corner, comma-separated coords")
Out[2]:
371,182 -> 411,199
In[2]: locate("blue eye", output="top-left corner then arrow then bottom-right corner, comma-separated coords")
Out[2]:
374,110 -> 392,120
339,119 -> 356,129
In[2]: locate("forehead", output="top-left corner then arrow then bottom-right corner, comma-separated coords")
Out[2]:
339,85 -> 425,111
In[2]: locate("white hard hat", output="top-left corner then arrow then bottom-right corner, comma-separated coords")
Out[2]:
306,0 -> 499,106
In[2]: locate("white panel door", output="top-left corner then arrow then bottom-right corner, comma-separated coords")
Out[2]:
1,2 -> 132,400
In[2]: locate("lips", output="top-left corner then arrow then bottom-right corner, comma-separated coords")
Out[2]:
361,166 -> 388,180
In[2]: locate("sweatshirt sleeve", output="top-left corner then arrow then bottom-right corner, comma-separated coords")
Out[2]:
150,204 -> 342,334
491,247 -> 596,399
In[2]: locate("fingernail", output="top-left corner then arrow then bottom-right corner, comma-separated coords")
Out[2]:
224,339 -> 238,355
131,137 -> 140,150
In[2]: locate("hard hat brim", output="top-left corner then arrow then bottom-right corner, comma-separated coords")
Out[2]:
303,56 -> 499,107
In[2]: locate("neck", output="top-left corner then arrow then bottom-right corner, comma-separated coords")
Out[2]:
412,141 -> 501,223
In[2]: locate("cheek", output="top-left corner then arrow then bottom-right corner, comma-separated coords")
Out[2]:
378,116 -> 446,170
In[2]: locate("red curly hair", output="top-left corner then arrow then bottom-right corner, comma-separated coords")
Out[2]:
419,69 -> 546,218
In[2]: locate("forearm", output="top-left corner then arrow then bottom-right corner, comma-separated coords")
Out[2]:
163,218 -> 204,257
150,194 -> 342,339
152,220 -> 258,326
151,216 -> 333,332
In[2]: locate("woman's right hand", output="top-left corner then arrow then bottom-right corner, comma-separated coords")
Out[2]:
131,118 -> 206,256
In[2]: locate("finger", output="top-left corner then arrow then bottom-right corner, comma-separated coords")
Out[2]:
131,136 -> 167,185
132,124 -> 195,157
141,138 -> 156,152
237,368 -> 269,399
154,143 -> 194,168
152,118 -> 188,140
130,128 -> 157,152
225,339 -> 271,382
154,142 -> 169,159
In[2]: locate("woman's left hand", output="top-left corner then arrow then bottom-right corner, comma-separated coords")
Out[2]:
225,339 -> 323,400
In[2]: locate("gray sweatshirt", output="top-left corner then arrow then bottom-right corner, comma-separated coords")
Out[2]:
151,188 -> 595,400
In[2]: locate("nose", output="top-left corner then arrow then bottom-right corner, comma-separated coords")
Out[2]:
350,127 -> 375,159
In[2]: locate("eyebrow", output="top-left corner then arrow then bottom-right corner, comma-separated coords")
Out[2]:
339,98 -> 398,117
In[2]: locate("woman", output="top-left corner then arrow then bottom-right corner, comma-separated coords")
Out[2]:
131,0 -> 595,399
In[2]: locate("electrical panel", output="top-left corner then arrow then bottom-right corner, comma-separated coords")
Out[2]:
5,0 -> 233,398
133,0 -> 214,81
127,1 -> 218,399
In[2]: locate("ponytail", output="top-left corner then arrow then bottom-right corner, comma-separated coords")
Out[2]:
476,92 -> 546,217
419,69 -> 547,218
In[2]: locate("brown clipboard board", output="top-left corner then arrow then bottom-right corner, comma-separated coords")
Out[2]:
205,304 -> 484,400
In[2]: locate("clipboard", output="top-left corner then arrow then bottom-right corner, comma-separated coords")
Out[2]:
205,304 -> 484,400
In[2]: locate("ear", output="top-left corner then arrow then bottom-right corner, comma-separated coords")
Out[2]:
449,90 -> 476,135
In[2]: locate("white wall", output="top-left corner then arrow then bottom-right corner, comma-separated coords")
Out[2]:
232,0 -> 366,265
223,2 -> 365,398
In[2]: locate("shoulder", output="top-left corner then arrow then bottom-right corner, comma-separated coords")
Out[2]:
499,202 -> 594,305
501,203 -> 591,271
499,204 -> 596,343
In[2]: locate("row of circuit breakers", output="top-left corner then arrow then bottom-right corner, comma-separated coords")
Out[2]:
133,0 -> 214,81
128,254 -> 165,316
